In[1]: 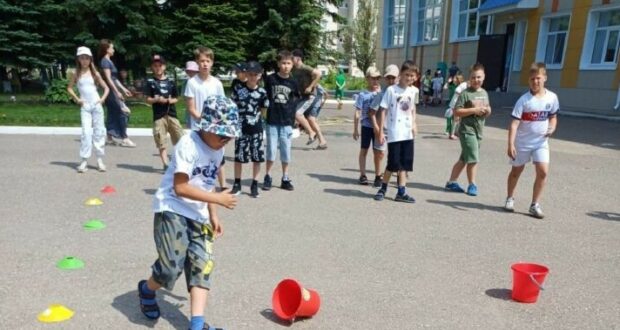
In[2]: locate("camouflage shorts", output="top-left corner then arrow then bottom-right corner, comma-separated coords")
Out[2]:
151,211 -> 215,291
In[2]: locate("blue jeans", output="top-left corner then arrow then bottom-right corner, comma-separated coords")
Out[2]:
265,124 -> 292,163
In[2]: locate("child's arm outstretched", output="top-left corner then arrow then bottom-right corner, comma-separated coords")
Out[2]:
173,173 -> 237,209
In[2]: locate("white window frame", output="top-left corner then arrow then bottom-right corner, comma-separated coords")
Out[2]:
580,5 -> 620,70
449,0 -> 491,42
412,0 -> 443,46
386,0 -> 406,47
535,12 -> 571,70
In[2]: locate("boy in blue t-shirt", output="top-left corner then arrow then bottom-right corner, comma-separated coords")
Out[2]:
353,67 -> 384,187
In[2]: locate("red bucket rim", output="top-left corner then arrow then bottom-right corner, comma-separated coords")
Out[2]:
511,262 -> 549,275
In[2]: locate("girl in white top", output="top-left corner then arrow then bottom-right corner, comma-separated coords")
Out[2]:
67,46 -> 110,173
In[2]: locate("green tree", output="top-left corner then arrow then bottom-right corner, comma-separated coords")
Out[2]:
342,0 -> 378,73
168,0 -> 252,73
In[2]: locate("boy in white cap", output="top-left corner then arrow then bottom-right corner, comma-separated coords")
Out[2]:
137,95 -> 239,330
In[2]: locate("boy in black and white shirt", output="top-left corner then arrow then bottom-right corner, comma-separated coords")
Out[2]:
230,61 -> 269,197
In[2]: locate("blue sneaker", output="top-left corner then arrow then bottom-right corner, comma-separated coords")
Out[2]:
374,189 -> 386,201
466,183 -> 478,196
445,181 -> 465,193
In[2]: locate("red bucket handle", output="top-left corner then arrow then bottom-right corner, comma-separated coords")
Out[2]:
528,274 -> 545,291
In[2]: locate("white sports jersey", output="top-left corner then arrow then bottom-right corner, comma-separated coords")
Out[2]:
511,89 -> 559,149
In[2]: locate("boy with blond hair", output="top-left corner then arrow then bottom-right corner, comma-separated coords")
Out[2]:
504,62 -> 559,219
444,63 -> 491,196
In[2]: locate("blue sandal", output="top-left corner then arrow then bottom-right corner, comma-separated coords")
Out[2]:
138,280 -> 160,320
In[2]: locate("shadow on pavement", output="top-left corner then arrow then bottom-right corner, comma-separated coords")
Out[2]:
426,199 -> 506,213
485,288 -> 513,301
409,182 -> 446,192
260,308 -> 316,327
586,211 -> 620,222
308,173 -> 358,185
324,188 -> 375,199
50,161 -> 78,169
112,289 -> 188,329
117,163 -> 159,174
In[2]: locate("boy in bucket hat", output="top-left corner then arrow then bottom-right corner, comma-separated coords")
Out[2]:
138,95 -> 239,330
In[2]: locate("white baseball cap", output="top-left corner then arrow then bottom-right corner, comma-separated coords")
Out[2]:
365,67 -> 381,78
76,46 -> 92,57
384,64 -> 399,78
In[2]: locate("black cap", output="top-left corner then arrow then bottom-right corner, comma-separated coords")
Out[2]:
152,54 -> 165,64
233,62 -> 247,72
245,61 -> 263,74
292,49 -> 304,58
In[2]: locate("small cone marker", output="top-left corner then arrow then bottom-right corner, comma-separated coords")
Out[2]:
83,219 -> 106,231
56,257 -> 84,270
101,185 -> 116,194
84,197 -> 103,206
37,304 -> 74,323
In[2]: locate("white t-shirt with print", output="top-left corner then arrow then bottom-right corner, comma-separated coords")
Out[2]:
153,132 -> 224,224
511,89 -> 559,150
185,75 -> 225,129
380,84 -> 418,143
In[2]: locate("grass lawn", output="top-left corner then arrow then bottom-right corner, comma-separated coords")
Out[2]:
0,100 -> 188,128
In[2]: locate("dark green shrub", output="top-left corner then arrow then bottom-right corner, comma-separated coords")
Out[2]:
44,79 -> 72,104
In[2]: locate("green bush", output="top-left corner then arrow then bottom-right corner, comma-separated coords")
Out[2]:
44,79 -> 72,104
320,70 -> 367,91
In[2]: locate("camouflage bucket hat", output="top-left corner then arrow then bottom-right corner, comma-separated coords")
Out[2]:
199,95 -> 241,138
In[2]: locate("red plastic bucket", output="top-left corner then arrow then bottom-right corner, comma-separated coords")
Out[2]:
272,279 -> 321,321
511,263 -> 549,303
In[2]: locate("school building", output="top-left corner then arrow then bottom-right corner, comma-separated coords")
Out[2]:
376,0 -> 620,116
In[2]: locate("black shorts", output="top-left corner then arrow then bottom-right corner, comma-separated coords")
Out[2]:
386,140 -> 414,172
234,132 -> 265,163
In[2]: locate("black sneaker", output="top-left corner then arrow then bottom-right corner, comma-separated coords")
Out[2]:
250,181 -> 260,198
231,182 -> 241,196
373,175 -> 383,188
262,174 -> 272,191
358,175 -> 368,185
281,179 -> 294,191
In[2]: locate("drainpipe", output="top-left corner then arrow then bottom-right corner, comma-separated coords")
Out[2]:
440,0 -> 449,62
404,0 -> 412,60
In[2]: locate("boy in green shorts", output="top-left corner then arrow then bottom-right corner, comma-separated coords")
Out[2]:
444,63 -> 491,196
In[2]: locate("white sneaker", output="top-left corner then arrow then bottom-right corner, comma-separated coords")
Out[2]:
120,139 -> 136,148
77,160 -> 88,173
529,203 -> 545,219
97,158 -> 106,172
504,197 -> 515,212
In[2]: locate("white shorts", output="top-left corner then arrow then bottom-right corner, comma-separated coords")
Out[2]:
511,145 -> 549,166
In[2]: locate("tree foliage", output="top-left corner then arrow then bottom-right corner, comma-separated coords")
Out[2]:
342,0 -> 378,73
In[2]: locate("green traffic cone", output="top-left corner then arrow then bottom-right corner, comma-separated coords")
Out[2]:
83,219 -> 106,231
56,257 -> 84,270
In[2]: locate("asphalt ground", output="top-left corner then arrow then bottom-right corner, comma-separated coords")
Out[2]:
0,101 -> 619,329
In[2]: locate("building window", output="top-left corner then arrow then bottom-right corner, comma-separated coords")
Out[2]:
414,0 -> 442,44
386,0 -> 406,47
536,14 -> 570,68
544,16 -> 569,65
590,10 -> 620,65
451,0 -> 490,41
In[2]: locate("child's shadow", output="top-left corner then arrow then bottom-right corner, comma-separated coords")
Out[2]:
112,289 -> 188,329
426,199 -> 506,213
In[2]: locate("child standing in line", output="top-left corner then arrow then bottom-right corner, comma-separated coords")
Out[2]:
185,47 -> 228,190
145,55 -> 184,171
67,46 -> 110,173
230,61 -> 269,198
373,61 -> 419,203
183,61 -> 200,128
431,71 -> 444,105
263,50 -> 300,191
422,69 -> 432,106
444,63 -> 491,196
353,67 -> 383,186
446,74 -> 466,139
137,95 -> 239,330
504,62 -> 559,219
368,64 -> 399,188
230,62 -> 248,95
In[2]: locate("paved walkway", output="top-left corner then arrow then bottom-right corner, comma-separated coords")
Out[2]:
0,102 -> 618,329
